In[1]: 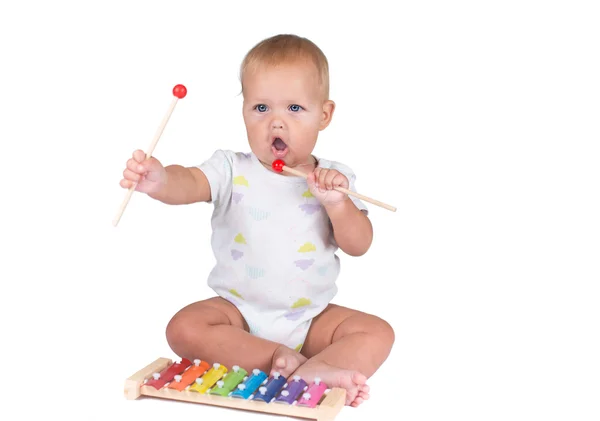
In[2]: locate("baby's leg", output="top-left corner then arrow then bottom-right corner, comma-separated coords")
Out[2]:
165,297 -> 304,375
292,304 -> 395,407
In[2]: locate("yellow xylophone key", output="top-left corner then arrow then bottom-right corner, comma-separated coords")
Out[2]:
167,359 -> 210,392
189,362 -> 228,394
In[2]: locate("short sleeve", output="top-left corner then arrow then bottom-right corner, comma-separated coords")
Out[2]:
195,149 -> 233,208
321,159 -> 369,216
346,171 -> 369,215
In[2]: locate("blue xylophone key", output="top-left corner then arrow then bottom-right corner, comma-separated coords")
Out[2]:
252,371 -> 287,403
230,368 -> 268,399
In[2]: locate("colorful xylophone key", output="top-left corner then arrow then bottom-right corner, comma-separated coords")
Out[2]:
208,365 -> 248,397
189,363 -> 228,394
274,375 -> 308,405
143,358 -> 192,390
230,368 -> 268,399
252,371 -> 287,403
167,359 -> 210,391
297,377 -> 328,408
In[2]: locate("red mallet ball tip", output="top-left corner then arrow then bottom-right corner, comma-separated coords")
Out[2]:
173,84 -> 187,99
272,159 -> 285,173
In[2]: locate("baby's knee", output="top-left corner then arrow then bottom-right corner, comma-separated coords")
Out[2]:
369,316 -> 395,350
165,312 -> 191,348
165,301 -> 233,348
165,311 -> 204,348
339,312 -> 395,350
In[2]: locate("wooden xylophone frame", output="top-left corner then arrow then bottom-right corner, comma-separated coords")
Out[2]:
125,357 -> 346,421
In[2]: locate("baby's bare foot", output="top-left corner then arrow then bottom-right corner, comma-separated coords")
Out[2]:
351,383 -> 371,407
291,360 -> 369,407
271,345 -> 307,378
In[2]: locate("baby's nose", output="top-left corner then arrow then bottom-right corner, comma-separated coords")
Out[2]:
271,118 -> 284,129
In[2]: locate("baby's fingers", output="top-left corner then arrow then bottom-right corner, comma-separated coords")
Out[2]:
327,171 -> 348,190
323,170 -> 339,190
120,178 -> 135,189
127,158 -> 146,174
133,149 -> 146,163
123,168 -> 143,183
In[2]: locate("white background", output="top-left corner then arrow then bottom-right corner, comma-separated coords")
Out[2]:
1,1 -> 598,420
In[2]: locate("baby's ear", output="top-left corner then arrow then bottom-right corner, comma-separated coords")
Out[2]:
319,100 -> 336,130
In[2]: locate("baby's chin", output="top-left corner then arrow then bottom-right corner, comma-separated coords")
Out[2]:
250,145 -> 312,171
250,150 -> 284,172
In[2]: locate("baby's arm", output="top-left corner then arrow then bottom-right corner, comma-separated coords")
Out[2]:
325,199 -> 373,256
306,167 -> 373,256
149,165 -> 211,205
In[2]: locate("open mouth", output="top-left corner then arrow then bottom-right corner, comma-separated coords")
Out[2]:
271,137 -> 289,158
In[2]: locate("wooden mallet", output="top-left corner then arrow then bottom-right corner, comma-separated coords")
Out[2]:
271,159 -> 396,212
112,84 -> 187,227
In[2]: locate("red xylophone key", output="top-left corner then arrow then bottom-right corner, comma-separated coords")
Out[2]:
144,358 -> 192,389
167,359 -> 210,391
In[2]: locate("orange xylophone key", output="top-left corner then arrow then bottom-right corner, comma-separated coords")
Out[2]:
167,359 -> 210,391
144,358 -> 192,390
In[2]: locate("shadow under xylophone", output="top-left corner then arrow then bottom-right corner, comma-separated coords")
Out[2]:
125,357 -> 346,421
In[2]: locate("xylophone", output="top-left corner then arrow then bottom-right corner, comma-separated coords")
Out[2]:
125,357 -> 346,421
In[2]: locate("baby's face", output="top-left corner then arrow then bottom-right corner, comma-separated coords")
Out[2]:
242,61 -> 333,171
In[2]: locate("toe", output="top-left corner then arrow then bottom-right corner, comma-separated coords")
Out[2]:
351,397 -> 364,407
273,354 -> 303,378
352,371 -> 368,386
359,384 -> 370,393
270,359 -> 285,376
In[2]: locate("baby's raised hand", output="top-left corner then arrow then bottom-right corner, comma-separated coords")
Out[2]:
307,167 -> 349,206
120,149 -> 167,194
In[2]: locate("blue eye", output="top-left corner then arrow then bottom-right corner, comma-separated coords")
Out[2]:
255,104 -> 268,112
289,104 -> 303,112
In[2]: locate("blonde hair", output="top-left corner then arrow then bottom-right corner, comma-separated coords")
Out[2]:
240,34 -> 330,99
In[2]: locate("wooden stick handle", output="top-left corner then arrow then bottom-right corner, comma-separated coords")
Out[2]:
282,165 -> 397,212
113,96 -> 180,227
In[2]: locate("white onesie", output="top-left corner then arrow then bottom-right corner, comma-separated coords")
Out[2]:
197,150 -> 368,352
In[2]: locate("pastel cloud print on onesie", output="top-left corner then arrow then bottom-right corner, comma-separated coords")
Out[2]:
284,297 -> 313,321
232,173 -> 271,221
298,188 -> 322,216
294,241 -> 316,272
231,232 -> 247,263
230,231 -> 267,281
292,236 -> 338,322
226,231 -> 251,308
226,288 -> 245,308
231,174 -> 247,204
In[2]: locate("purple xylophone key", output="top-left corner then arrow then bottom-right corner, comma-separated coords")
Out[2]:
273,375 -> 308,405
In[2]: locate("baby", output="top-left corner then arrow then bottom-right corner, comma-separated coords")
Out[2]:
119,34 -> 394,407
